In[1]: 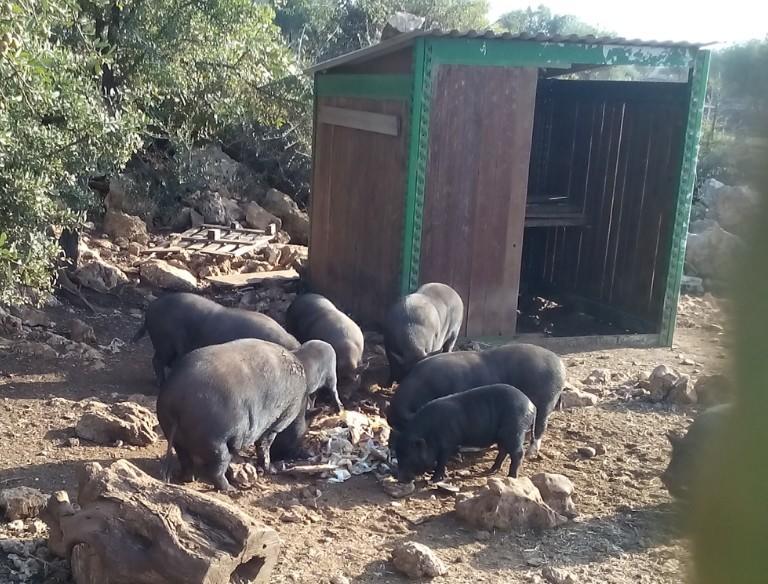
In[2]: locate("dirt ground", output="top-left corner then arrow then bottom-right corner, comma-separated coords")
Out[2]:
0,294 -> 727,583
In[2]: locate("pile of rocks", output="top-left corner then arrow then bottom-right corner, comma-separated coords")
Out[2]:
685,179 -> 759,293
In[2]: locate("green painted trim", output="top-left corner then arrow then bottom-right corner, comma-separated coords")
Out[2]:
315,74 -> 411,99
660,50 -> 711,345
400,39 -> 432,294
429,38 -> 697,69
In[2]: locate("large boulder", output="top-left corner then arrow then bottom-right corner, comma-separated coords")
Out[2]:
73,257 -> 129,293
75,401 -> 159,446
709,185 -> 759,234
530,473 -> 577,519
103,210 -> 149,245
1,487 -> 48,521
455,477 -> 567,532
185,189 -> 227,225
685,224 -> 745,280
187,145 -> 242,196
261,189 -> 309,244
390,542 -> 447,579
244,202 -> 281,231
139,259 -> 198,292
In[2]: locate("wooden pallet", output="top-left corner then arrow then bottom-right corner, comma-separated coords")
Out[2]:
144,224 -> 276,257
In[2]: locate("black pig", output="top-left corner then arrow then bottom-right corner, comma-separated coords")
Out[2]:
388,343 -> 564,457
133,292 -> 299,384
384,283 -> 463,384
395,384 -> 535,482
157,338 -> 337,491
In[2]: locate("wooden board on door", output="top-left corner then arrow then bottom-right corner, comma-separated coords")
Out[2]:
418,65 -> 538,337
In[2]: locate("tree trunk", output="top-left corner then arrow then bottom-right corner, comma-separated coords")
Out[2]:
41,460 -> 280,584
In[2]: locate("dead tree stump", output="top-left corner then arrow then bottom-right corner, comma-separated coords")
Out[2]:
41,460 -> 279,584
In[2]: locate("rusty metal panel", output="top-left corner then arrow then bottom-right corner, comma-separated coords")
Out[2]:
419,65 -> 538,337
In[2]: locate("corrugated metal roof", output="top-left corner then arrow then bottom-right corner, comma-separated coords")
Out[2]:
308,28 -> 713,73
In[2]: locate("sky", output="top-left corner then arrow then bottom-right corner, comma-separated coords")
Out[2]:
487,0 -> 768,44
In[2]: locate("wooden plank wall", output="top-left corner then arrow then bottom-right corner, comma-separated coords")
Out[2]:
309,96 -> 409,325
522,80 -> 689,330
419,65 -> 538,337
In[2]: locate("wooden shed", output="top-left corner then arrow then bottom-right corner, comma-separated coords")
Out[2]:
306,30 -> 710,349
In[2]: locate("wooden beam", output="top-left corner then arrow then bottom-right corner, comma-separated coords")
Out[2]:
318,105 -> 400,136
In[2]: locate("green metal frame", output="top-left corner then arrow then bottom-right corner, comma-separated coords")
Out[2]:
315,74 -> 411,99
659,50 -> 711,345
400,38 -> 433,294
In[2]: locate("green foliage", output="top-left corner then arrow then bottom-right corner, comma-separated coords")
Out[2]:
493,4 -> 601,36
273,0 -> 489,62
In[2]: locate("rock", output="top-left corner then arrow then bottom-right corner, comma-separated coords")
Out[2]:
648,365 -> 680,402
680,275 -> 705,295
381,11 -> 425,40
577,446 -> 596,459
593,443 -> 607,455
530,474 -> 577,519
584,368 -> 610,384
13,341 -> 58,359
170,207 -> 192,231
542,566 -> 578,584
685,224 -> 745,280
229,463 -> 260,489
0,487 -> 48,521
710,185 -> 759,234
126,242 -> 143,257
188,145 -> 243,195
694,374 -> 732,406
68,319 -> 96,344
262,189 -> 309,244
103,210 -> 149,245
185,189 -> 227,225
190,208 -> 205,227
75,401 -> 159,446
7,519 -> 25,531
276,244 -> 309,271
391,542 -> 448,579
329,576 -> 350,584
559,389 -> 599,408
0,308 -> 23,336
40,460 -> 280,583
65,438 -> 80,448
73,257 -> 129,293
455,477 -> 567,532
667,374 -> 697,404
139,259 -> 198,291
698,178 -> 725,208
244,201 -> 281,231
221,197 -> 245,223
9,305 -> 53,328
381,477 -> 415,499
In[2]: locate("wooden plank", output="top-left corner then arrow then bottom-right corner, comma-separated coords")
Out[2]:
318,105 -> 400,136
307,97 -> 408,325
206,269 -> 299,288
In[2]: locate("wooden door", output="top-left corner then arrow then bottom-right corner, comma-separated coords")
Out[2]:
419,65 -> 538,338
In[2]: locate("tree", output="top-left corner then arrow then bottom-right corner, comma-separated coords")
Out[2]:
494,4 -> 601,36
273,0 -> 489,63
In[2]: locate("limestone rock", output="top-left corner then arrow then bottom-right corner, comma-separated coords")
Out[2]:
560,389 -> 599,408
103,210 -> 149,245
75,401 -> 158,446
0,487 -> 48,521
391,542 -> 447,579
73,257 -> 129,293
455,477 -> 567,532
245,201 -> 281,231
139,259 -> 198,291
531,474 -> 577,519
262,189 -> 309,244
68,319 -> 96,344
648,365 -> 680,402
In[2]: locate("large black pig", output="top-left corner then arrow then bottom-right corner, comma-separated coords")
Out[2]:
388,343 -> 564,457
157,338 -> 337,491
661,404 -> 732,500
395,384 -> 535,482
286,293 -> 364,394
132,292 -> 299,384
384,282 -> 463,384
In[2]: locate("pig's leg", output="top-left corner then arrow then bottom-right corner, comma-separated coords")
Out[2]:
430,448 -> 449,483
442,331 -> 458,353
174,444 -> 195,483
502,428 -> 527,478
204,442 -> 234,492
152,354 -> 167,385
487,447 -> 508,475
257,431 -> 278,474
528,400 -> 556,458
